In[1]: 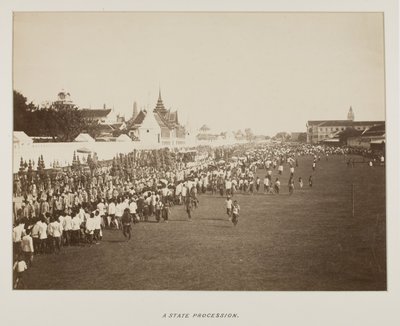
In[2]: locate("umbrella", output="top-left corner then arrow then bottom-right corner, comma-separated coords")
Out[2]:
159,179 -> 168,185
77,147 -> 92,154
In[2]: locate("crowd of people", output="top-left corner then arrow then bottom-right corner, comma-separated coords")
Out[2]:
12,142 -> 384,288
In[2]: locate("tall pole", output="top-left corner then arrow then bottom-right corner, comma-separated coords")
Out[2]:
352,183 -> 355,217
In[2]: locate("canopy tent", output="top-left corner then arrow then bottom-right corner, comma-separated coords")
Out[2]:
116,134 -> 132,142
74,133 -> 95,143
13,131 -> 33,145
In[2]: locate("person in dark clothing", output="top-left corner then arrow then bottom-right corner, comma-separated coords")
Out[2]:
121,208 -> 132,241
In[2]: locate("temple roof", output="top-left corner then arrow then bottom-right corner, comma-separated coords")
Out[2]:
81,108 -> 112,118
127,91 -> 184,131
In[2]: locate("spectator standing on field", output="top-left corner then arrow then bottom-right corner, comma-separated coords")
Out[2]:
21,228 -> 34,267
225,196 -> 233,218
63,210 -> 73,246
51,216 -> 63,254
38,216 -> 48,253
231,200 -> 240,226
121,208 -> 132,241
155,197 -> 163,222
162,201 -> 170,223
85,213 -> 96,246
13,254 -> 28,289
274,178 -> 281,194
93,210 -> 102,244
71,211 -> 81,245
263,175 -> 270,193
185,195 -> 193,221
31,217 -> 41,254
298,177 -> 303,189
288,177 -> 295,195
13,219 -> 25,258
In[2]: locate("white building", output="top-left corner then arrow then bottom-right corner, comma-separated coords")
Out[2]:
127,90 -> 186,148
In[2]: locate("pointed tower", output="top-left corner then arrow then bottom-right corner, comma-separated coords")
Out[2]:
347,106 -> 355,121
154,88 -> 167,116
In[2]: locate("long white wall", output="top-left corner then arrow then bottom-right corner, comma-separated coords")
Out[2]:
13,138 -> 250,173
13,141 -> 161,173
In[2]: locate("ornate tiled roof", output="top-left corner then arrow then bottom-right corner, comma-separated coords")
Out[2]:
81,108 -> 112,118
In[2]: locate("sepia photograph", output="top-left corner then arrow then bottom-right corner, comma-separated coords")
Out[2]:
2,0 -> 400,324
11,11 -> 387,291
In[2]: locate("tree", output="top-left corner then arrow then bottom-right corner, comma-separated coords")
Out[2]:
274,132 -> 291,141
14,90 -> 37,132
84,118 -> 102,139
244,128 -> 255,141
298,133 -> 307,143
51,106 -> 86,141
339,127 -> 361,145
14,89 -> 101,142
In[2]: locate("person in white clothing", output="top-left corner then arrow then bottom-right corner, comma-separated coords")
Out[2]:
38,216 -> 48,254
97,199 -> 106,227
13,255 -> 28,289
225,196 -> 233,218
129,199 -> 138,222
21,229 -> 34,267
263,176 -> 270,193
225,179 -> 232,196
48,216 -> 63,254
63,210 -> 73,246
93,211 -> 102,243
13,220 -> 25,258
31,218 -> 41,254
85,213 -> 96,245
107,200 -> 116,228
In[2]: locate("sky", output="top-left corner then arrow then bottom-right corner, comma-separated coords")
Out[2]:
13,12 -> 385,135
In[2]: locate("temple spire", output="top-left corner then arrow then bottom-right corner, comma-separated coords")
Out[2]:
154,87 -> 167,115
347,106 -> 355,121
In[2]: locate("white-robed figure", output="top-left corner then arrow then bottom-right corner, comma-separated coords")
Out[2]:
175,182 -> 183,204
181,183 -> 188,201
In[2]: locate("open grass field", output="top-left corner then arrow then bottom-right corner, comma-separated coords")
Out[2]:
22,155 -> 386,290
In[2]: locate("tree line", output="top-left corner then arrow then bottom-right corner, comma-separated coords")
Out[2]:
14,90 -> 100,142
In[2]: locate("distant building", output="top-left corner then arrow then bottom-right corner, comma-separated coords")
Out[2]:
127,90 -> 186,147
80,107 -> 112,123
49,90 -> 114,123
306,107 -> 383,144
347,123 -> 385,150
52,90 -> 75,110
